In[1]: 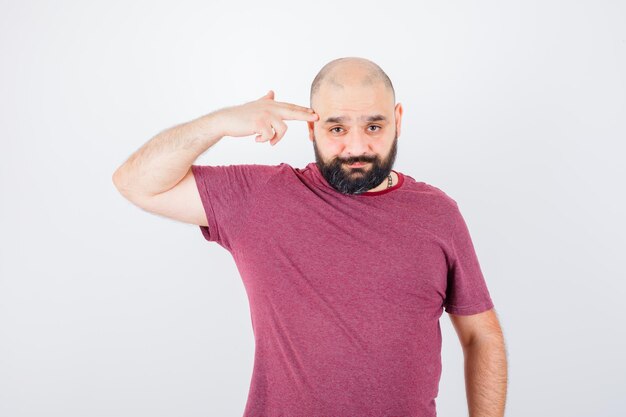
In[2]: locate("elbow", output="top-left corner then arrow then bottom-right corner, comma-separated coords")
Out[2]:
112,168 -> 124,192
112,170 -> 120,188
112,167 -> 133,197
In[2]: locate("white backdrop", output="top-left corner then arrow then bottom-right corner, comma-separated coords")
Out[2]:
1,1 -> 625,416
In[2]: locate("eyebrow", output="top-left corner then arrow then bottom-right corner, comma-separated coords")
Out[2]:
323,114 -> 388,124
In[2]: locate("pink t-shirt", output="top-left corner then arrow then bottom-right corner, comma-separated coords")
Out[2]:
191,161 -> 494,417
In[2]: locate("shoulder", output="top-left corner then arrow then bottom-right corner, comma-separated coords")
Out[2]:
191,162 -> 285,179
190,163 -> 290,195
401,174 -> 459,210
400,175 -> 466,235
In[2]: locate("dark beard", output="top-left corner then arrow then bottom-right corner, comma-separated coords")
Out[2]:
313,131 -> 398,195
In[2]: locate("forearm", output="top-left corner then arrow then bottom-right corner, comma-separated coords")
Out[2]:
462,336 -> 508,417
112,111 -> 225,197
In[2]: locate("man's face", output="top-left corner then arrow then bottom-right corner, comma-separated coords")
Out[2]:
308,82 -> 403,195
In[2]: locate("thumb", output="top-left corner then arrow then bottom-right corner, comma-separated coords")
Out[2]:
259,89 -> 274,100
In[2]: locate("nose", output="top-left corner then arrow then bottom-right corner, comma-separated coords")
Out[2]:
341,130 -> 372,160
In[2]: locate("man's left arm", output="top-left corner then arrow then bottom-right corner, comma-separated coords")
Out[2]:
449,308 -> 508,417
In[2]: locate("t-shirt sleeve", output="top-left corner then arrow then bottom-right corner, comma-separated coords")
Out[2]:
443,201 -> 495,315
190,163 -> 280,251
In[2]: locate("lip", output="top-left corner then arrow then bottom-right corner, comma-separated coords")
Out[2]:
347,162 -> 369,167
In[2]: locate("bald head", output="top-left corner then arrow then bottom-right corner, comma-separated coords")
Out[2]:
309,57 -> 395,108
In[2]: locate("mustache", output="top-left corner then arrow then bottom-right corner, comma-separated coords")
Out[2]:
337,157 -> 377,164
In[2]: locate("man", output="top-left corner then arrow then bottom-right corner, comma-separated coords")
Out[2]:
113,57 -> 508,416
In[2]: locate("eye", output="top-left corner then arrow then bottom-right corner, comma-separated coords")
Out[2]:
330,127 -> 344,133
368,125 -> 381,132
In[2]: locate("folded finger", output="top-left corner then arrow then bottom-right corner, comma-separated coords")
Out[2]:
270,119 -> 288,146
256,123 -> 275,142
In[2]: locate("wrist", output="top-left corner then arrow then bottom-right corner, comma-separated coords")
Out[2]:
194,110 -> 226,144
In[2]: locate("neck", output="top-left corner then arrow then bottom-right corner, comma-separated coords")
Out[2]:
365,171 -> 396,193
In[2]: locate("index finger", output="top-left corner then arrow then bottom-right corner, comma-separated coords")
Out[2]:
274,102 -> 318,120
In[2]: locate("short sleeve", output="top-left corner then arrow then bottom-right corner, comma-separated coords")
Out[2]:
190,163 -> 280,251
443,202 -> 495,315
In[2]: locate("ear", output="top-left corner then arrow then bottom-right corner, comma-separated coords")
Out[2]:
307,121 -> 315,142
395,102 -> 403,138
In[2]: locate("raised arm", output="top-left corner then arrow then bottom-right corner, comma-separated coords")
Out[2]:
112,90 -> 319,226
